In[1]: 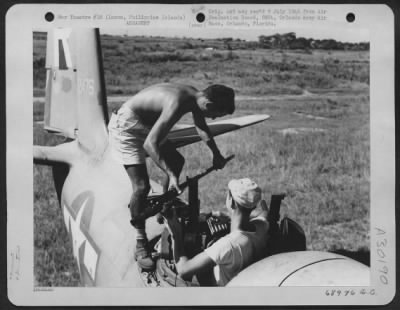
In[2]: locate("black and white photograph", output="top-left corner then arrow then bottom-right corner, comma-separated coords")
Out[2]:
7,3 -> 395,306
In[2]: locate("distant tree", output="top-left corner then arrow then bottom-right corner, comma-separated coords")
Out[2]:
289,37 -> 310,49
359,42 -> 370,50
222,37 -> 233,50
258,34 -> 278,48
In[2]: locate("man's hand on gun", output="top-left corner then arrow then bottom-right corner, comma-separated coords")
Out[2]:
146,155 -> 234,225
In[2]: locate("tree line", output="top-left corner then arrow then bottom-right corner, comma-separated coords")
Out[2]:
258,32 -> 369,51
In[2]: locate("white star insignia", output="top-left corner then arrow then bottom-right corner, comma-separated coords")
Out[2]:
66,197 -> 89,273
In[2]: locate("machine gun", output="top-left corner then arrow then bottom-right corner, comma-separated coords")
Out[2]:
130,155 -> 235,227
136,161 -> 306,287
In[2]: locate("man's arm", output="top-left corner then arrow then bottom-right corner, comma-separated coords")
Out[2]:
172,235 -> 216,281
192,109 -> 226,169
165,211 -> 216,281
143,103 -> 182,191
250,200 -> 269,221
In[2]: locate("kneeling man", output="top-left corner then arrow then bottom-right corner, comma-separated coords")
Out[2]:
165,178 -> 269,286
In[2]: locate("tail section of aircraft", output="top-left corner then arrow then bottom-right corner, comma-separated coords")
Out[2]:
44,28 -> 77,138
44,28 -> 109,156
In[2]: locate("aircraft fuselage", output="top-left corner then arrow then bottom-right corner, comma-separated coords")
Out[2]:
59,145 -> 164,286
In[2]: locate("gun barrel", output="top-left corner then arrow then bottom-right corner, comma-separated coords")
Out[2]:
138,155 -> 235,222
179,155 -> 235,190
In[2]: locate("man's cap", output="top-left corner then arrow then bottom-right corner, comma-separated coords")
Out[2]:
228,178 -> 261,209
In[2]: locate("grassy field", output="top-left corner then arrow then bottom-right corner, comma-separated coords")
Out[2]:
33,34 -> 370,286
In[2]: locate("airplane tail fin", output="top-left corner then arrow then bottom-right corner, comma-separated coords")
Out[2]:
44,28 -> 109,155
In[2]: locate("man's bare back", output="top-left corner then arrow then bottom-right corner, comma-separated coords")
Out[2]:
124,83 -> 198,127
109,82 -> 234,185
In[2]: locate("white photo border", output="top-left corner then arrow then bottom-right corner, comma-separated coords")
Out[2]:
6,3 -> 395,306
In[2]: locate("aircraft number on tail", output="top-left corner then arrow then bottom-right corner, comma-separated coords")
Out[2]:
78,78 -> 95,96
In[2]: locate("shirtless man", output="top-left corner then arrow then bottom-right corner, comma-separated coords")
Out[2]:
108,83 -> 235,270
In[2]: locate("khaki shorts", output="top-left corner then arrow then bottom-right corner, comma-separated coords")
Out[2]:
108,106 -> 150,165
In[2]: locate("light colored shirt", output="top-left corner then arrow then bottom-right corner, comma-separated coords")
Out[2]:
204,217 -> 269,286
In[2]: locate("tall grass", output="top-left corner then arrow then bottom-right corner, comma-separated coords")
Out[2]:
33,35 -> 369,97
147,95 -> 370,252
